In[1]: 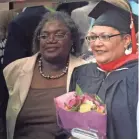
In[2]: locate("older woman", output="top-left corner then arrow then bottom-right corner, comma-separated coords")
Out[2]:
69,1 -> 138,139
3,12 -> 85,139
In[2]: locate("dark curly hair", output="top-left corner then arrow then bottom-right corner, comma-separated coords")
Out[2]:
32,11 -> 81,56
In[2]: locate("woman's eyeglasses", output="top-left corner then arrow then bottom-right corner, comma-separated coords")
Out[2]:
86,33 -> 125,43
38,32 -> 69,41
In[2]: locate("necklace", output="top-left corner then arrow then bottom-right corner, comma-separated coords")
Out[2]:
38,57 -> 68,79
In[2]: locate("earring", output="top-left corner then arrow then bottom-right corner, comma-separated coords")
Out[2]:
71,47 -> 74,53
71,43 -> 74,53
71,42 -> 73,46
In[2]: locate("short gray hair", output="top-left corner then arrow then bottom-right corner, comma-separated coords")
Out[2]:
32,11 -> 81,56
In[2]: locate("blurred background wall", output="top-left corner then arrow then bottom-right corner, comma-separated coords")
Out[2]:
0,2 -> 9,11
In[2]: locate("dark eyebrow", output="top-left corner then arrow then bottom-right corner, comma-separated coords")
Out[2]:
89,32 -> 112,36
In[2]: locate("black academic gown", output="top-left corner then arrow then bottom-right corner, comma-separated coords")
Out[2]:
69,60 -> 138,139
0,62 -> 8,139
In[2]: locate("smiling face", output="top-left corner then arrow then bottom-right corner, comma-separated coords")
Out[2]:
39,20 -> 73,63
88,26 -> 131,64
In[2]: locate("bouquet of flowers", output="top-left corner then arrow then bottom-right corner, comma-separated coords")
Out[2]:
54,84 -> 107,139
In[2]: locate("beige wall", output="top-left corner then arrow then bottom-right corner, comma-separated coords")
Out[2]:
11,1 -> 58,9
0,2 -> 9,11
0,1 -> 59,11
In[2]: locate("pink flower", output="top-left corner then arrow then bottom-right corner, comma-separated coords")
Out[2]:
82,94 -> 92,103
65,95 -> 82,110
68,98 -> 77,108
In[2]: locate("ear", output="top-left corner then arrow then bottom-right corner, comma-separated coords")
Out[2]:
123,34 -> 131,49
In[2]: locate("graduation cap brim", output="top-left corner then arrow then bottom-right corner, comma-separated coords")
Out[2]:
88,1 -> 138,33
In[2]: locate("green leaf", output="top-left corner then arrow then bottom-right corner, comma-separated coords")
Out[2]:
45,6 -> 56,12
70,106 -> 79,112
95,95 -> 103,104
75,84 -> 83,96
70,104 -> 80,111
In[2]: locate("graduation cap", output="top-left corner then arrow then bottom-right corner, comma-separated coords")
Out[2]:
56,1 -> 88,15
88,0 -> 138,54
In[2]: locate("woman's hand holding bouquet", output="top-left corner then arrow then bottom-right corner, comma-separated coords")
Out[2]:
54,84 -> 107,139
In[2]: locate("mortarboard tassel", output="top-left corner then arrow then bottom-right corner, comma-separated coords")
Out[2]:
130,12 -> 137,54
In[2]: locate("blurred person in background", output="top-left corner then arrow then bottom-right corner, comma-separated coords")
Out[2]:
128,0 -> 138,16
56,1 -> 88,16
0,9 -> 19,65
71,1 -> 100,58
3,6 -> 49,69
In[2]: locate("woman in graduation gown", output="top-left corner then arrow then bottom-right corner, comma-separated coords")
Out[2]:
69,1 -> 138,139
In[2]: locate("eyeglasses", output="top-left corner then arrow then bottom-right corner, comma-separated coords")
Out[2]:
86,33 -> 125,42
38,32 -> 69,41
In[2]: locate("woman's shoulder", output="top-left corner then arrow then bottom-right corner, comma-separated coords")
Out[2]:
126,66 -> 138,86
3,57 -> 29,75
3,53 -> 38,75
3,54 -> 37,87
75,62 -> 97,69
125,60 -> 138,83
73,62 -> 97,75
